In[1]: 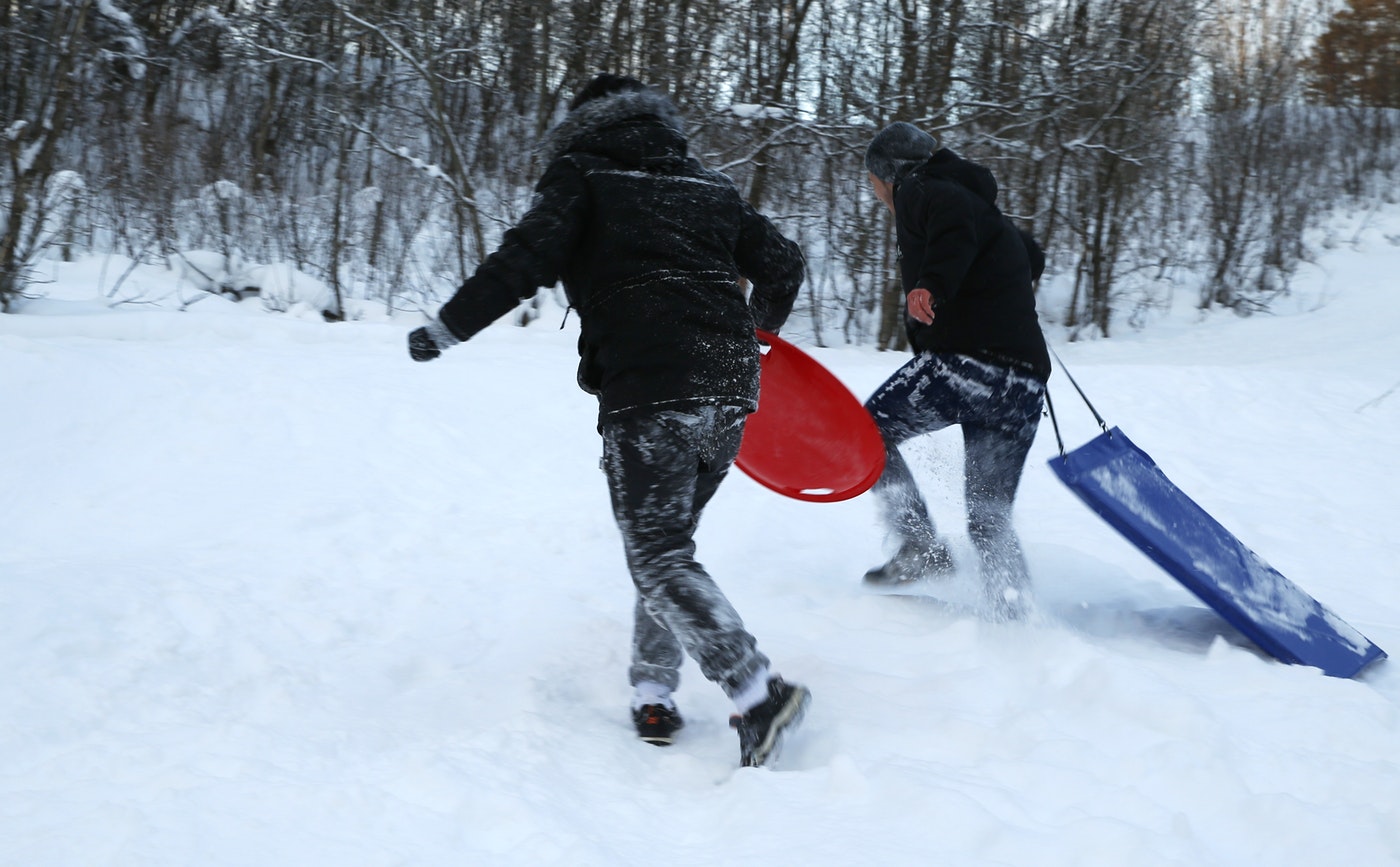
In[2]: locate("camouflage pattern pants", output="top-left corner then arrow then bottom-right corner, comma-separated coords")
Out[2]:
601,404 -> 768,698
865,352 -> 1045,606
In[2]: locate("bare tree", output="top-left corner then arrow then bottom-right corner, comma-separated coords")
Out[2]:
996,0 -> 1201,337
2,2 -> 93,309
2,0 -> 1393,340
1199,0 -> 1328,311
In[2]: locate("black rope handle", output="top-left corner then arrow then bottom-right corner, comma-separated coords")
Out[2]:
1045,345 -> 1111,459
1044,385 -> 1065,457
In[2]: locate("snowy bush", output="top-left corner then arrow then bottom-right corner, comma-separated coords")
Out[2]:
174,250 -> 247,299
248,263 -> 334,318
174,250 -> 334,318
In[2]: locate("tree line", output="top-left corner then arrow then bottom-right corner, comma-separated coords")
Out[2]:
3,0 -> 1397,344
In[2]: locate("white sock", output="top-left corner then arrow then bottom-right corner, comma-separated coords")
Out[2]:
631,680 -> 675,711
732,668 -> 772,715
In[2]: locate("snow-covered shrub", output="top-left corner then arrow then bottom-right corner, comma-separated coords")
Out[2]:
247,262 -> 334,318
175,249 -> 247,299
174,251 -> 333,318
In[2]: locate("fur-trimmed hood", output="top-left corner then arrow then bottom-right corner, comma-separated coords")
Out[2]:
539,88 -> 688,165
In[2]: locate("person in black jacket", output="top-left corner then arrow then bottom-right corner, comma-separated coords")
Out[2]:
861,122 -> 1050,621
408,74 -> 810,768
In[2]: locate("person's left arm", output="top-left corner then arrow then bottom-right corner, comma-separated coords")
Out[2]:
734,199 -> 805,334
1018,225 -> 1046,281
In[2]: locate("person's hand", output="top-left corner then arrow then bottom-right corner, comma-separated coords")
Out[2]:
907,287 -> 935,324
408,319 -> 463,362
408,327 -> 442,362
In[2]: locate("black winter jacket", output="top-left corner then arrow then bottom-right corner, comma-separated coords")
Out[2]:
438,89 -> 805,421
892,149 -> 1050,382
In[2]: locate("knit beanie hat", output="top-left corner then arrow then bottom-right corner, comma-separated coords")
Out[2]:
865,122 -> 939,183
569,73 -> 647,111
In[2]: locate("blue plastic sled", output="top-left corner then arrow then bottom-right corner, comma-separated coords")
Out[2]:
1050,427 -> 1386,678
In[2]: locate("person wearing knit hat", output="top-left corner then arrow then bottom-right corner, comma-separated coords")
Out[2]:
864,121 -> 939,184
406,74 -> 810,769
859,122 -> 1051,622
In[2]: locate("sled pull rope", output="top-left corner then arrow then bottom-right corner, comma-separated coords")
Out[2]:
1044,386 -> 1066,457
1046,345 -> 1111,459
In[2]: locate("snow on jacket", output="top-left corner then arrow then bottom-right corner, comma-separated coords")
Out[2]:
892,149 -> 1051,382
438,88 -> 806,421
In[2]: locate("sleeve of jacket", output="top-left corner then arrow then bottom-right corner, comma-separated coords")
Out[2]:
1018,226 -> 1046,281
437,158 -> 588,341
734,200 -> 805,333
904,180 -> 983,306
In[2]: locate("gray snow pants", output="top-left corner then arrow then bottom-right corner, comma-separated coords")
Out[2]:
600,404 -> 768,699
865,352 -> 1045,603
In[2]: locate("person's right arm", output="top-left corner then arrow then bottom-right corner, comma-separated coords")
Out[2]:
437,159 -> 589,342
410,159 -> 588,361
903,180 -> 983,312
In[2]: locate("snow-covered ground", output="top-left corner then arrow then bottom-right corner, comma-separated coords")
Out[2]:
3,207 -> 1399,866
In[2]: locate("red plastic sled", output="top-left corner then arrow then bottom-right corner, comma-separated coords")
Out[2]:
735,330 -> 886,502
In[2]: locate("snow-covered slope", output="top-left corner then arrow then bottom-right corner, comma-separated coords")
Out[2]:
3,211 -> 1398,866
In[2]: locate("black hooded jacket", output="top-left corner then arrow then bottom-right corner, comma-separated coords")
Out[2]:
438,89 -> 805,421
892,149 -> 1050,382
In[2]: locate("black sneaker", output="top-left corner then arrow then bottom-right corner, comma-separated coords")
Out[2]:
863,540 -> 956,586
633,704 -> 684,746
729,678 -> 811,768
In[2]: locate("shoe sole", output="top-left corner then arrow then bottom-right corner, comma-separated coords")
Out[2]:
745,686 -> 811,768
635,704 -> 683,747
863,546 -> 957,586
863,571 -> 925,587
863,563 -> 957,586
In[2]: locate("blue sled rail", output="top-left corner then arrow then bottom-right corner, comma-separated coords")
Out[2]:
1049,427 -> 1386,679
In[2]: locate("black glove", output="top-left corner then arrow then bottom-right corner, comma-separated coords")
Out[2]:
408,318 -> 462,362
408,327 -> 441,362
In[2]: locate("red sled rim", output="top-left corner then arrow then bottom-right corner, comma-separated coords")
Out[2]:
735,330 -> 886,503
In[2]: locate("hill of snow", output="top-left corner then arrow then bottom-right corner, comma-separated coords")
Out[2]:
3,208 -> 1398,865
